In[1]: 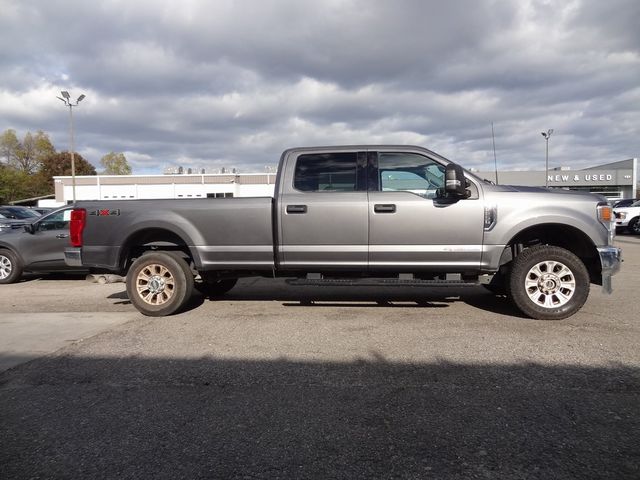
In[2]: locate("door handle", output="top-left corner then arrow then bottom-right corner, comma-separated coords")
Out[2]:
56,234 -> 69,239
374,204 -> 396,213
286,205 -> 307,214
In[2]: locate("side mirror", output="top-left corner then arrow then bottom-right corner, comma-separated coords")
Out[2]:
23,223 -> 36,234
444,163 -> 470,198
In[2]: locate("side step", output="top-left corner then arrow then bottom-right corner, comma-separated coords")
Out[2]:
285,278 -> 480,288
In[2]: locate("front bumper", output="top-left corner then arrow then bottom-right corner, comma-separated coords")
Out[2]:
597,246 -> 622,294
64,247 -> 83,267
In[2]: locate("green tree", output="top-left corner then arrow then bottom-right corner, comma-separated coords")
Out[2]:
0,166 -> 36,203
100,151 -> 132,175
0,129 -> 20,165
37,151 -> 97,189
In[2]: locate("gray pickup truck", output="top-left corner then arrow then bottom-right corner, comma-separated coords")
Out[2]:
65,145 -> 621,320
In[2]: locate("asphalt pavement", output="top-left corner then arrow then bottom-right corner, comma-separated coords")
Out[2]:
0,236 -> 638,479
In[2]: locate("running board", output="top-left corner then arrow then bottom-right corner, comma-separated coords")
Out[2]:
285,278 -> 480,288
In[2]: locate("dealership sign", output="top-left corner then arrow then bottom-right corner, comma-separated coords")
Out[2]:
548,173 -> 614,182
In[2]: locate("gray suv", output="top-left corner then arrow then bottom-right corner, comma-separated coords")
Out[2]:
0,207 -> 85,283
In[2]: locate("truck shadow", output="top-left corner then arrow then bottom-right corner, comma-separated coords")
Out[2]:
1,354 -> 638,479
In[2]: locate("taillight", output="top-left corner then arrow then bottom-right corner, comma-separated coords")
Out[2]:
70,208 -> 86,247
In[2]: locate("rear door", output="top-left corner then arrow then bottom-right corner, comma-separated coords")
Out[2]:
277,150 -> 369,270
368,151 -> 485,272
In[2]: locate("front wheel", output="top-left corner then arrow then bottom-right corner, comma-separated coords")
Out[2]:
126,251 -> 194,316
629,218 -> 640,235
508,245 -> 590,320
0,249 -> 23,284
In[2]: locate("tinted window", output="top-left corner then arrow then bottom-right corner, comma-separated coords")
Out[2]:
378,153 -> 445,198
0,207 -> 40,219
38,209 -> 70,231
294,153 -> 358,192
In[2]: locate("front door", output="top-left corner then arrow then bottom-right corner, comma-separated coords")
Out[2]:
20,208 -> 73,270
368,151 -> 485,272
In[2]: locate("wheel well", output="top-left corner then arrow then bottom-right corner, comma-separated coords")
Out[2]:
500,223 -> 601,284
0,246 -> 20,261
121,228 -> 194,272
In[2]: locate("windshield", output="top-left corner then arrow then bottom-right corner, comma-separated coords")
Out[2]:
631,200 -> 640,208
0,207 -> 41,219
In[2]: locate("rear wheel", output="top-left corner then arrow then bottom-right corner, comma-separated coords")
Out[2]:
508,245 -> 589,320
0,250 -> 22,284
126,251 -> 194,316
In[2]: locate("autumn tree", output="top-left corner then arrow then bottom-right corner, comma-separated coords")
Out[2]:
100,151 -> 132,175
37,151 -> 97,189
0,129 -> 55,173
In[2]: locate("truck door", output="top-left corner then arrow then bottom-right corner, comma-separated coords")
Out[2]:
368,151 -> 485,272
278,150 -> 369,270
19,208 -> 73,270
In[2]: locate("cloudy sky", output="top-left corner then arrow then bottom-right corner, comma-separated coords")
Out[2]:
0,0 -> 638,174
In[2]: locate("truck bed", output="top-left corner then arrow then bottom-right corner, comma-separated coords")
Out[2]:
78,197 -> 275,271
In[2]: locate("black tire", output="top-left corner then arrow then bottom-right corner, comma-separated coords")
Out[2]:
196,277 -> 238,297
508,245 -> 590,320
629,217 -> 640,235
126,251 -> 194,316
0,249 -> 23,284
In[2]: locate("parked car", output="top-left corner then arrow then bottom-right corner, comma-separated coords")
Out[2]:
0,207 -> 86,284
613,200 -> 640,235
0,205 -> 42,232
613,199 -> 639,208
29,206 -> 54,215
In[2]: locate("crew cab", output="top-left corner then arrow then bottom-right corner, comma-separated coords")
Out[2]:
65,146 -> 621,320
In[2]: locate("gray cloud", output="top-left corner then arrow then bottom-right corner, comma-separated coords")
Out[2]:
0,0 -> 638,175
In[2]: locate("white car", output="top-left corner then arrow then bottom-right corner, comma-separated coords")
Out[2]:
614,200 -> 640,234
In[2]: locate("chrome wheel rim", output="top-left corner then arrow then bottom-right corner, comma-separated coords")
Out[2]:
136,263 -> 175,305
0,255 -> 11,280
525,260 -> 575,308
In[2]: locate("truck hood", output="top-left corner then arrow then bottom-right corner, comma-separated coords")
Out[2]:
484,184 -> 607,202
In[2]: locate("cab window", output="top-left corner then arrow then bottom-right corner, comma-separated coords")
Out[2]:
378,153 -> 445,198
294,153 -> 358,192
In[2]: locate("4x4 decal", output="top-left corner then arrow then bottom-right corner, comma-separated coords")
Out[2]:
88,209 -> 120,217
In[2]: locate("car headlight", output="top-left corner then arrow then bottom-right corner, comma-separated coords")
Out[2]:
617,212 -> 627,220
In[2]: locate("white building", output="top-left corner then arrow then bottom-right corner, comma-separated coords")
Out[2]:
45,172 -> 276,207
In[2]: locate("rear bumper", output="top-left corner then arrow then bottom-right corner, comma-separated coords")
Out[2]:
597,246 -> 622,294
64,247 -> 83,267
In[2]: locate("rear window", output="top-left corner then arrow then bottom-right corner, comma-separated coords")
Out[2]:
293,153 -> 357,192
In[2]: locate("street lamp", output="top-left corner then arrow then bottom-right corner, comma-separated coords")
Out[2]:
541,129 -> 554,188
57,91 -> 86,203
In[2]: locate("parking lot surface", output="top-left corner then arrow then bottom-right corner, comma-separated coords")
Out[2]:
1,236 -> 639,479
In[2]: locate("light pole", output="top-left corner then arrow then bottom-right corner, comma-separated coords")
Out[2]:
57,91 -> 86,203
541,129 -> 554,188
